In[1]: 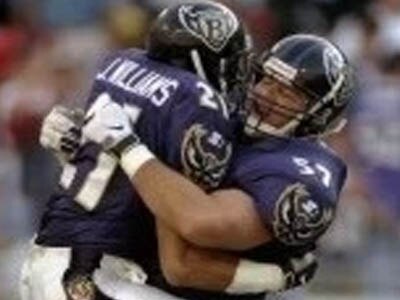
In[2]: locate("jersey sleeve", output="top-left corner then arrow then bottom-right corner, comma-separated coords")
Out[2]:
236,173 -> 336,246
165,80 -> 234,190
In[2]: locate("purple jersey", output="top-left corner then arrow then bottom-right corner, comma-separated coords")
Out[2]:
36,49 -> 235,296
147,136 -> 347,300
35,49 -> 347,300
228,135 -> 347,248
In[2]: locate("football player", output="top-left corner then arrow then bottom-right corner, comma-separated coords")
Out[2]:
81,34 -> 354,299
21,2 -> 315,300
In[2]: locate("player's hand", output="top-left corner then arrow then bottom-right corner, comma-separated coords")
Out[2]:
82,94 -> 141,156
281,251 -> 318,290
40,105 -> 83,163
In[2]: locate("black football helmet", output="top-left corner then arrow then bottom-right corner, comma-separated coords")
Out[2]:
146,1 -> 251,109
246,34 -> 355,137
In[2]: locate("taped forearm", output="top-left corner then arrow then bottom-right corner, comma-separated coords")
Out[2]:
225,259 -> 286,294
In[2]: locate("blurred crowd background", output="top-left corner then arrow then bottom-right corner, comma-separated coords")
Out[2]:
0,0 -> 400,299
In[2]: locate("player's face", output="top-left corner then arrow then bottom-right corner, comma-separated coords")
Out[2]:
249,76 -> 308,128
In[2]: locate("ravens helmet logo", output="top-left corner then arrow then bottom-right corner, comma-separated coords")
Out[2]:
178,4 -> 239,52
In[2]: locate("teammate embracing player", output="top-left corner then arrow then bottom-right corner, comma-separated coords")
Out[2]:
21,1 -> 354,300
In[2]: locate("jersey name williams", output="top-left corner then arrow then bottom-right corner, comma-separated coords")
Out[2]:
96,58 -> 179,106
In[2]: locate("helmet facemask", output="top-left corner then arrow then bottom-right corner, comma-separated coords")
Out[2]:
189,31 -> 254,116
220,47 -> 255,114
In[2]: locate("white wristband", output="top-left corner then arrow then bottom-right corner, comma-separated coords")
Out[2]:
119,144 -> 155,178
225,259 -> 285,294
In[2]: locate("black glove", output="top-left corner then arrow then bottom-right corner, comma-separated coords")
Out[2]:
281,251 -> 318,290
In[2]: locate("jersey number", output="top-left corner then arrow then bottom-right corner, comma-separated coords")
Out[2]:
292,157 -> 332,188
197,82 -> 229,119
61,93 -> 141,210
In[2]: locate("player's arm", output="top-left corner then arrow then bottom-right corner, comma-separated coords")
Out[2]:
156,220 -> 317,294
132,158 -> 336,250
157,219 -> 238,291
43,101 -> 334,250
79,88 -> 273,250
134,159 -> 272,250
81,97 -> 335,250
38,102 -> 269,249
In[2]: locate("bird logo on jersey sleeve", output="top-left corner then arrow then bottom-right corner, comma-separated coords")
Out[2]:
181,123 -> 232,189
273,183 -> 335,246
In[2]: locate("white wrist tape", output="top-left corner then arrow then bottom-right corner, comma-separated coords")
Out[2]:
225,259 -> 285,294
119,144 -> 155,178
